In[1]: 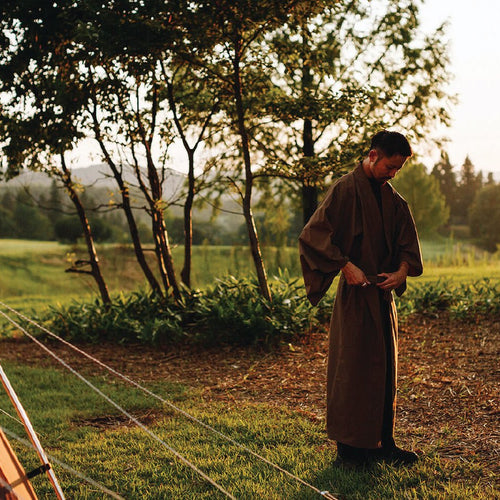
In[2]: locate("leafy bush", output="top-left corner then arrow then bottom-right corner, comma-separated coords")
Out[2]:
396,279 -> 500,319
38,276 -> 499,348
468,184 -> 500,252
43,291 -> 185,344
182,274 -> 319,346
397,280 -> 454,316
42,273 -> 320,347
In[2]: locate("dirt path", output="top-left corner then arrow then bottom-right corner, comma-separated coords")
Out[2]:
1,313 -> 498,486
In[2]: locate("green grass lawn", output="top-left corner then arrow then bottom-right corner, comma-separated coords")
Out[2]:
0,361 -> 496,499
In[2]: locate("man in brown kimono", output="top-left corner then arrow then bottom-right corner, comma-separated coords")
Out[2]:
299,130 -> 423,466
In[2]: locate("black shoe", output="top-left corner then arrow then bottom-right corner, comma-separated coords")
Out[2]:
378,444 -> 419,466
336,442 -> 372,466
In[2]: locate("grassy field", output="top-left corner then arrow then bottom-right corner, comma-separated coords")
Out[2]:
0,361 -> 496,500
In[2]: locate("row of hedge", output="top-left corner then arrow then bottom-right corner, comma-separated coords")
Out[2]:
41,274 -> 325,347
396,278 -> 500,319
34,276 -> 499,347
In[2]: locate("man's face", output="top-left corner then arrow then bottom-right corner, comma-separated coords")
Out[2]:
368,150 -> 408,184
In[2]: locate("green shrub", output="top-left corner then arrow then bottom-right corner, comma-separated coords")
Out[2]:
41,273 -> 320,347
35,277 -> 500,348
43,291 -> 185,344
396,278 -> 500,319
397,280 -> 454,316
182,273 -> 319,346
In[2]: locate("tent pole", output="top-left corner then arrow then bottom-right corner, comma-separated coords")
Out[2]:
0,364 -> 66,500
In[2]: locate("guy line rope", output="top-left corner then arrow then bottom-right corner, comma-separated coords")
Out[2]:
0,301 -> 339,500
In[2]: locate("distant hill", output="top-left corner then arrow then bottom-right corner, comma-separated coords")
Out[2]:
0,163 -> 244,230
1,163 -> 187,203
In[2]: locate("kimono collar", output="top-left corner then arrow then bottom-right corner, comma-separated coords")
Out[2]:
353,162 -> 395,260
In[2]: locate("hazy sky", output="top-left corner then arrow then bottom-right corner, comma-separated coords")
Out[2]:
419,0 -> 500,177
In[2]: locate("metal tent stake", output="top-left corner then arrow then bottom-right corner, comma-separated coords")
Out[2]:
0,364 -> 66,500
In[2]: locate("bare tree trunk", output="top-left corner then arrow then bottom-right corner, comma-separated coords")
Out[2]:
127,76 -> 180,301
144,153 -> 181,301
96,148 -> 163,296
302,118 -> 317,225
60,154 -> 111,304
120,184 -> 163,296
301,26 -> 318,225
181,150 -> 195,287
163,70 -> 213,289
232,44 -> 271,301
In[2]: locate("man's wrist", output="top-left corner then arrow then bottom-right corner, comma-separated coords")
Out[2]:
398,261 -> 409,277
341,260 -> 352,272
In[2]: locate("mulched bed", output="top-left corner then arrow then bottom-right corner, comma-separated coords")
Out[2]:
1,313 -> 498,487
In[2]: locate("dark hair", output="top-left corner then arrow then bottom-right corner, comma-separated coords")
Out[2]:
370,130 -> 412,158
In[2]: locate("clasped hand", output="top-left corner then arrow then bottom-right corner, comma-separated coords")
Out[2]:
341,261 -> 408,291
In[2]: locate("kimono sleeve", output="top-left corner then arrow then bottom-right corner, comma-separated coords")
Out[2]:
298,180 -> 356,306
393,195 -> 423,297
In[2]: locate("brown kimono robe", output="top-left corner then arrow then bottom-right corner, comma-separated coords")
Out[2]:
299,163 -> 422,448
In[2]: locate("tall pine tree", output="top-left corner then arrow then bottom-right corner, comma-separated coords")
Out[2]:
431,151 -> 457,224
456,155 -> 480,222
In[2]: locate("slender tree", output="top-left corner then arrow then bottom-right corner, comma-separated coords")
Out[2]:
469,184 -> 500,252
485,172 -> 496,186
86,78 -> 163,295
160,61 -> 220,287
74,2 -> 182,300
0,0 -> 113,303
0,0 -> 183,299
431,150 -> 458,226
175,0 -> 312,299
59,154 -> 111,304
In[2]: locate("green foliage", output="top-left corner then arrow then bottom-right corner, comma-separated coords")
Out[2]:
41,274 -> 320,347
0,185 -> 126,243
391,162 -> 449,237
54,216 -> 85,243
0,189 -> 54,240
1,240 -> 500,327
0,0 -> 456,293
261,0 -> 454,191
397,280 -> 454,315
181,274 -> 319,346
53,215 -> 114,243
468,183 -> 500,252
42,291 -> 184,345
396,279 -> 500,318
455,155 -> 482,221
30,275 -> 500,349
